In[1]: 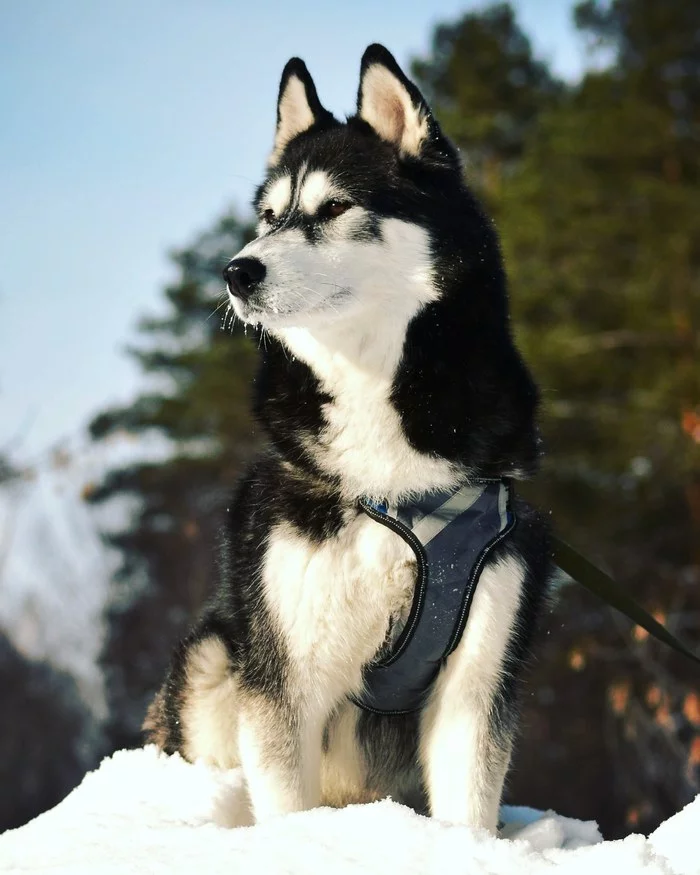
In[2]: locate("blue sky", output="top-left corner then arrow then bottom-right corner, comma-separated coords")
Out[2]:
0,0 -> 585,458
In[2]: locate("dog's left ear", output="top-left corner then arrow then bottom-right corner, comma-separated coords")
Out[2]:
357,44 -> 459,168
269,58 -> 336,167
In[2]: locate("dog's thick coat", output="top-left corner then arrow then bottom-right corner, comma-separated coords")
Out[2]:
145,45 -> 551,832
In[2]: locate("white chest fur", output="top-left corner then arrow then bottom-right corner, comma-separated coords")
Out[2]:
262,512 -> 416,710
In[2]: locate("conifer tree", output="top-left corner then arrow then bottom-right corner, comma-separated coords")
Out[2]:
413,0 -> 699,835
89,213 -> 257,748
412,2 -> 562,197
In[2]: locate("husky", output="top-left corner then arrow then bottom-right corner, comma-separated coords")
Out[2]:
144,44 -> 551,833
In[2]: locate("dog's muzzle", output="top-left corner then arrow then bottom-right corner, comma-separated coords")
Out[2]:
224,257 -> 267,302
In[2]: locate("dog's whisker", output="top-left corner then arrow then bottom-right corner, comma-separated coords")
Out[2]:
220,302 -> 238,334
208,297 -> 231,322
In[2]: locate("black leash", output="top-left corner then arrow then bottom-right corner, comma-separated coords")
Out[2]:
552,535 -> 700,667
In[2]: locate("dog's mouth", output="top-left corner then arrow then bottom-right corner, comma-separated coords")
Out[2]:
228,285 -> 355,330
227,292 -> 275,325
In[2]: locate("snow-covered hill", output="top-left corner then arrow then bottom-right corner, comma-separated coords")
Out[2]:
0,431 -> 171,717
0,746 -> 697,874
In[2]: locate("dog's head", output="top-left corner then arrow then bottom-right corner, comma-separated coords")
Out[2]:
224,45 -> 480,337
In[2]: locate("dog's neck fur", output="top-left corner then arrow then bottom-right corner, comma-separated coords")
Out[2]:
237,45 -> 540,506
274,298 -> 461,503
253,244 -> 540,504
278,296 -> 419,383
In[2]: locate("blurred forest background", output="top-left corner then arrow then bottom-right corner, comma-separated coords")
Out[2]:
1,0 -> 698,839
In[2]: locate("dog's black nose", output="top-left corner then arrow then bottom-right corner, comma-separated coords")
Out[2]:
223,257 -> 267,300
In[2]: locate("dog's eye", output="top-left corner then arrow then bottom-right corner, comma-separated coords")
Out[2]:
321,200 -> 352,220
262,208 -> 276,224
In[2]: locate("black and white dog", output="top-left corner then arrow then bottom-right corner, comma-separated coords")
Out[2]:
146,45 -> 551,834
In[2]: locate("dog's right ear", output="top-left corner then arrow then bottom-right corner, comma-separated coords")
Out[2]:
357,44 -> 459,170
269,59 -> 335,167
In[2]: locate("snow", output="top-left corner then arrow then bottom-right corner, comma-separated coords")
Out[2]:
0,430 -> 171,716
0,746 -> 697,874
649,797 -> 700,875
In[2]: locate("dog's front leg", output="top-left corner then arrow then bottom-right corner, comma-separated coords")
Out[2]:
420,684 -> 512,833
419,557 -> 525,833
237,694 -> 323,821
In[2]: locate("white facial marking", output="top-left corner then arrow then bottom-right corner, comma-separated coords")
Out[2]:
360,65 -> 428,156
227,216 -> 457,498
300,170 -> 336,214
232,216 -> 436,330
264,175 -> 292,217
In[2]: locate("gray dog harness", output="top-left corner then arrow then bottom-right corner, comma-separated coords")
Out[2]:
353,479 -> 515,715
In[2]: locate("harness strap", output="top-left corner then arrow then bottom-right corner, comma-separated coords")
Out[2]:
353,480 -> 515,715
351,493 -> 699,718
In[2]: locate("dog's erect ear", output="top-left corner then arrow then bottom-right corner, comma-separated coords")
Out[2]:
357,44 -> 458,167
269,58 -> 335,167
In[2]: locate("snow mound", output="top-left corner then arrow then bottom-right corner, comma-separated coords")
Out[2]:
0,747 -> 696,874
0,431 -> 171,717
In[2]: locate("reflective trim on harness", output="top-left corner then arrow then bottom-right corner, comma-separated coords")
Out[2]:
352,480 -> 516,715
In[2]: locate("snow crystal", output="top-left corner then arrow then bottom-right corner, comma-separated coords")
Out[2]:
0,746 -> 696,874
